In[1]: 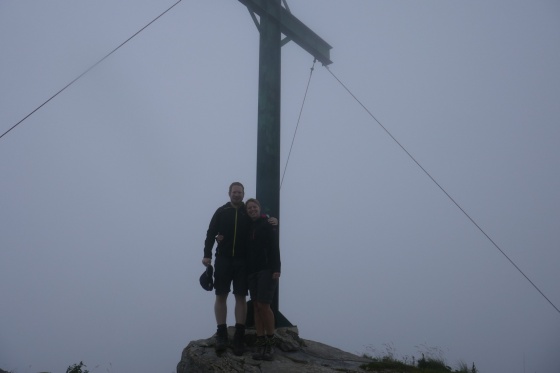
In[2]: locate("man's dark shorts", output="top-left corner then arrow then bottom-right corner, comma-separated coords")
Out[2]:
248,269 -> 278,304
214,256 -> 248,296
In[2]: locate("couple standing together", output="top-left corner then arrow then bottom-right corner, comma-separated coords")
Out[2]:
202,182 -> 281,360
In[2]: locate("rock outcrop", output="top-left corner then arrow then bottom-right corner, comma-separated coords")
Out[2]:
177,326 -> 372,372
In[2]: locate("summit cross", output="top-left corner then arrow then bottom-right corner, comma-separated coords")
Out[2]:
237,0 -> 333,327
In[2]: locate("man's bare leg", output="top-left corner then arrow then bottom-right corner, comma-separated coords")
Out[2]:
215,294 -> 228,325
234,294 -> 247,325
214,294 -> 229,353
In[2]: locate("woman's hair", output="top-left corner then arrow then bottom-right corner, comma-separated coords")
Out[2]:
245,198 -> 261,208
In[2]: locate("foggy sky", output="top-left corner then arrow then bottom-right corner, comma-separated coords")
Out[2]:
1,1 -> 559,372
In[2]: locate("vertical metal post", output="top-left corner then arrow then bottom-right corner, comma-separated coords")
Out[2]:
238,0 -> 332,329
256,0 -> 281,219
252,0 -> 292,328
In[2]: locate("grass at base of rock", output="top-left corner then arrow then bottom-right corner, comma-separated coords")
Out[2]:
360,355 -> 473,373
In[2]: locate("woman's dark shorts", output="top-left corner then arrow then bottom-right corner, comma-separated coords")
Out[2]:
248,269 -> 278,304
214,256 -> 248,296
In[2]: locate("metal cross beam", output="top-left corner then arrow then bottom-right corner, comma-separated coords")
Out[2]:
238,0 -> 332,328
239,0 -> 332,65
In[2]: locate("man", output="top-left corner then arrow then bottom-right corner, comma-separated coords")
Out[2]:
202,182 -> 252,356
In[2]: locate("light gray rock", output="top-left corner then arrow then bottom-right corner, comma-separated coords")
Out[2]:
177,327 -> 372,373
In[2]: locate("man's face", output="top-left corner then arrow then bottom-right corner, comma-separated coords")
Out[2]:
229,185 -> 244,205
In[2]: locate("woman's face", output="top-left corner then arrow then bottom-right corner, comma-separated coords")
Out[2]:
246,201 -> 261,220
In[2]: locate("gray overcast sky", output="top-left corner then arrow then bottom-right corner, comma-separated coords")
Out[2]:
1,1 -> 559,372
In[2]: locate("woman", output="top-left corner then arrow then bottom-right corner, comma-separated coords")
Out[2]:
245,198 -> 281,361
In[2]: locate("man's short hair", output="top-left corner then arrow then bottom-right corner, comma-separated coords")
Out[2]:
229,182 -> 245,193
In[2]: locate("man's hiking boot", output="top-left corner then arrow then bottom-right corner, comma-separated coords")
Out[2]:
215,327 -> 228,354
262,335 -> 277,361
251,336 -> 266,360
232,324 -> 246,356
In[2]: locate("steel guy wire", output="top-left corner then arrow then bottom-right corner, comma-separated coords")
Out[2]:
281,58 -> 316,189
0,0 -> 183,142
324,64 -> 560,316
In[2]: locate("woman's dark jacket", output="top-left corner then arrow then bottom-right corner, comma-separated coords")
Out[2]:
246,215 -> 281,274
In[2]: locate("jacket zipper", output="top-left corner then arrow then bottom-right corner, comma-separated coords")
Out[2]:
232,208 -> 238,256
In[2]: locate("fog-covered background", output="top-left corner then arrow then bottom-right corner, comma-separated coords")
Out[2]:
1,1 -> 559,372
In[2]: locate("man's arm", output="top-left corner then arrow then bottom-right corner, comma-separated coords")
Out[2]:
202,208 -> 221,265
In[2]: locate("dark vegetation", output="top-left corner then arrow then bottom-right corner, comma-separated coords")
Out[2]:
2,345 -> 478,373
66,361 -> 89,373
360,344 -> 478,373
361,354 -> 478,372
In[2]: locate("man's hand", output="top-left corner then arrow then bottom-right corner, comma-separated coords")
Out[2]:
268,217 -> 278,226
202,257 -> 211,267
272,272 -> 280,280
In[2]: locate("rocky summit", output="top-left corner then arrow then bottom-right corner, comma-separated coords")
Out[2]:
177,326 -> 372,373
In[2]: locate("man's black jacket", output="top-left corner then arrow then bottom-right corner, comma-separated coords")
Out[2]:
204,202 -> 251,259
